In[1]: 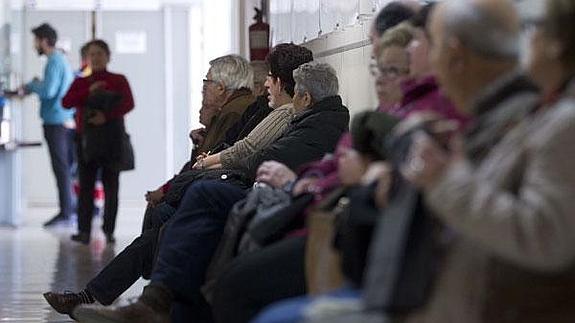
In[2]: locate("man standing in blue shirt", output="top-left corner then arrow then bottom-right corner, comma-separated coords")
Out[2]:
24,23 -> 75,226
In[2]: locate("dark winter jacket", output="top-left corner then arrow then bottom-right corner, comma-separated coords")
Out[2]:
234,95 -> 350,181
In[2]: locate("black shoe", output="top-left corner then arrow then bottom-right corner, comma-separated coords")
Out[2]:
43,214 -> 69,227
105,234 -> 116,244
71,233 -> 90,245
43,291 -> 93,317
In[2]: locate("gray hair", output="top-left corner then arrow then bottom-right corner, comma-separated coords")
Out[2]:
209,55 -> 254,91
441,0 -> 520,60
293,62 -> 339,102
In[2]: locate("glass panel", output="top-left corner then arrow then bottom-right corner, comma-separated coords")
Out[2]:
270,0 -> 293,44
320,0 -> 359,35
292,0 -> 319,43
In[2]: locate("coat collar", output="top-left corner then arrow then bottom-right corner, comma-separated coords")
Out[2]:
219,88 -> 255,116
400,75 -> 438,107
470,71 -> 539,117
292,95 -> 345,123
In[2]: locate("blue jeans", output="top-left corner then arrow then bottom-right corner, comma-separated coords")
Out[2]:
43,125 -> 75,218
252,287 -> 361,323
151,180 -> 247,304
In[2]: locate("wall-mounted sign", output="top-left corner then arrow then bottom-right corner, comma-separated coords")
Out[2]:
115,31 -> 147,54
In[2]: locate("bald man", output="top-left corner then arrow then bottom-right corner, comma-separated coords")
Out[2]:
357,1 -> 540,322
398,1 -> 575,322
427,0 -> 522,111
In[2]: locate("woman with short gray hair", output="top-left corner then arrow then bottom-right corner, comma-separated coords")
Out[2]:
292,63 -> 339,111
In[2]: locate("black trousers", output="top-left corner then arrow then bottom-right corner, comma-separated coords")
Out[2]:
77,157 -> 119,235
86,203 -> 177,305
43,125 -> 75,218
211,236 -> 307,323
87,227 -> 159,304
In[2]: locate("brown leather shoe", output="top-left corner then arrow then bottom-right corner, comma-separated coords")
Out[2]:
73,284 -> 172,323
73,300 -> 170,323
43,291 -> 86,315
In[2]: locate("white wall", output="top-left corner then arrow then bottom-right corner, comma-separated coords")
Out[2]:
304,24 -> 376,116
265,0 -> 541,117
267,0 -> 391,117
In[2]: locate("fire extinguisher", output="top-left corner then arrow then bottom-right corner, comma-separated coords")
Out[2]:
249,7 -> 270,61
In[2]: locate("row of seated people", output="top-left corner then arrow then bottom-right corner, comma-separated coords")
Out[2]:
44,0 -> 575,322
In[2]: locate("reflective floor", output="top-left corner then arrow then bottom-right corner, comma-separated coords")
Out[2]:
0,205 -> 147,322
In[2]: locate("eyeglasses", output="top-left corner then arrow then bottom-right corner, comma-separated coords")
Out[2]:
369,63 -> 409,79
203,78 -> 217,84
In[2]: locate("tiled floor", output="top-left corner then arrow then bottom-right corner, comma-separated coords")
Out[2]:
0,205 -> 148,322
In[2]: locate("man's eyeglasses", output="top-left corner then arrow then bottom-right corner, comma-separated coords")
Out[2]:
203,78 -> 217,84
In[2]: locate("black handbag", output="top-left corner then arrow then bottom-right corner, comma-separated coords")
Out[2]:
243,192 -> 314,250
115,131 -> 135,171
82,89 -> 135,171
334,184 -> 380,288
202,185 -> 297,303
361,125 -> 441,314
82,118 -> 123,165
362,181 -> 439,314
85,90 -> 122,113
82,89 -> 121,162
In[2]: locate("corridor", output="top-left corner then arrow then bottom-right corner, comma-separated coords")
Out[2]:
0,206 -> 147,322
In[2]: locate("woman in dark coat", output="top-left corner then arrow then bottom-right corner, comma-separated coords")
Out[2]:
62,39 -> 134,245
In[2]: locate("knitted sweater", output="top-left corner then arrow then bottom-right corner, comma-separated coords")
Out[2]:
220,103 -> 295,168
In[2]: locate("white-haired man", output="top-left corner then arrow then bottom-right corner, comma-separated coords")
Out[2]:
194,54 -> 255,157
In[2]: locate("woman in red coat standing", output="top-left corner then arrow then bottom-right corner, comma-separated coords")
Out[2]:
63,39 -> 134,245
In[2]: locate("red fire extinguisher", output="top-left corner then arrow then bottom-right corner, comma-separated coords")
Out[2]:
249,7 -> 270,61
